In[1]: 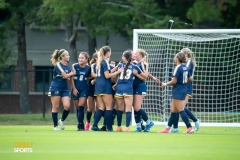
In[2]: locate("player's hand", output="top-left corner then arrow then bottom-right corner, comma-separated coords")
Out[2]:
112,84 -> 117,90
142,61 -> 148,66
117,67 -> 124,73
91,79 -> 95,85
133,69 -> 138,75
161,83 -> 166,88
153,77 -> 160,83
73,88 -> 78,96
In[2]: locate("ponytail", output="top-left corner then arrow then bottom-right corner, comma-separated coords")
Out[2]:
50,49 -> 67,65
181,48 -> 197,71
90,52 -> 98,65
137,49 -> 148,63
122,50 -> 132,76
96,46 -> 111,70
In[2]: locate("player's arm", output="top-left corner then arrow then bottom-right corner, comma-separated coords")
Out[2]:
148,73 -> 160,83
140,62 -> 149,78
133,65 -> 147,81
161,77 -> 177,87
70,76 -> 78,96
104,67 -> 123,79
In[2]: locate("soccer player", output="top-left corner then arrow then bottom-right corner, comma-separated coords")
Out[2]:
114,50 -> 145,132
132,49 -> 154,132
70,52 -> 91,131
48,49 -> 75,131
171,48 -> 201,132
158,52 -> 194,134
85,52 -> 98,130
91,46 -> 123,131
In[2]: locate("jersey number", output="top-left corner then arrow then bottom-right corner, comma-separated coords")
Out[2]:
183,71 -> 188,83
79,75 -> 83,81
119,69 -> 132,80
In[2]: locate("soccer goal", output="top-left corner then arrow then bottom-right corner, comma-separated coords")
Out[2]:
132,29 -> 240,127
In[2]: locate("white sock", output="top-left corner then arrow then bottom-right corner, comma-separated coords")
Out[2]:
136,123 -> 141,128
146,120 -> 150,125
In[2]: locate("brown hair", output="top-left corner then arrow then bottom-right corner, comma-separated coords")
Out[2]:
181,48 -> 197,70
176,52 -> 186,63
137,49 -> 148,63
79,52 -> 90,65
51,49 -> 66,65
122,50 -> 132,76
97,46 -> 111,69
90,52 -> 98,65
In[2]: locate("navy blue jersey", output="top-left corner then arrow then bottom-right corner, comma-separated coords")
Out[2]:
133,61 -> 146,84
172,63 -> 190,100
186,60 -> 194,95
49,62 -> 70,92
72,63 -> 91,91
95,60 -> 112,94
116,63 -> 142,95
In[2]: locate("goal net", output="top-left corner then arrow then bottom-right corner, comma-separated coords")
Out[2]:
132,29 -> 240,127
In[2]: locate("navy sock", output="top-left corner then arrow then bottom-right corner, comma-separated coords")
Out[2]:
86,111 -> 92,123
117,110 -> 123,127
112,108 -> 117,122
105,110 -> 113,130
173,113 -> 179,128
76,109 -> 79,123
94,112 -> 96,119
137,109 -> 149,122
184,108 -> 197,122
102,110 -> 106,126
134,111 -> 141,123
93,109 -> 103,126
180,110 -> 192,128
78,106 -> 84,125
126,112 -> 131,127
61,109 -> 69,121
167,112 -> 177,127
52,112 -> 58,127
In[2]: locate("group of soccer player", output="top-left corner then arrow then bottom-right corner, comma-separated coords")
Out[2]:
48,46 -> 200,134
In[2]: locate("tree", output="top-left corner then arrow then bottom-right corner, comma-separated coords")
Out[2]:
1,0 -> 42,113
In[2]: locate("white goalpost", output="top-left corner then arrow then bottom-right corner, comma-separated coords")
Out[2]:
132,29 -> 240,127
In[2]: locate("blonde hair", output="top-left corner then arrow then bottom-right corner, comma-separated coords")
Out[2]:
90,52 -> 98,65
51,49 -> 66,65
181,48 -> 197,70
97,46 -> 111,69
79,52 -> 90,65
137,49 -> 148,63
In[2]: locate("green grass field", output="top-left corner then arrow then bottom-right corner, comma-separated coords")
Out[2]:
0,114 -> 240,160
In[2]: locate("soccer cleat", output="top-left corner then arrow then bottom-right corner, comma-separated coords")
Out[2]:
195,119 -> 201,131
91,125 -> 101,131
85,122 -> 91,131
158,128 -> 170,133
125,127 -> 130,132
53,126 -> 60,131
144,121 -> 154,132
100,125 -> 107,131
183,127 -> 194,134
77,124 -> 85,131
58,119 -> 64,130
134,127 -> 142,132
106,127 -> 114,132
171,128 -> 179,133
116,126 -> 123,132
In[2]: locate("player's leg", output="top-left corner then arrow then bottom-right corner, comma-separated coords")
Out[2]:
91,95 -> 105,131
174,99 -> 194,134
116,96 -> 124,132
86,96 -> 94,130
77,97 -> 87,131
59,92 -> 71,130
158,99 -> 178,133
102,94 -> 114,131
50,95 -> 61,130
133,95 -> 142,132
134,95 -> 154,132
124,95 -> 133,132
112,98 -> 117,125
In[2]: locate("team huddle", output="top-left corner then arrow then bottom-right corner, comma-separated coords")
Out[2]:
48,46 -> 200,134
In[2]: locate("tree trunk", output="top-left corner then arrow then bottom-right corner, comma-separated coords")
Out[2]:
87,31 -> 97,58
16,13 -> 30,114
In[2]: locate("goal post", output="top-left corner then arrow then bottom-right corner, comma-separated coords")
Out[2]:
132,29 -> 240,127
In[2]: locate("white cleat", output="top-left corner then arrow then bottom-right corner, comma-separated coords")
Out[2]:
53,126 -> 60,131
195,119 -> 201,131
58,119 -> 65,130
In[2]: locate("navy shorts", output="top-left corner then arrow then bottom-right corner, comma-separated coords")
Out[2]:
88,83 -> 95,97
172,89 -> 187,100
48,90 -> 69,97
70,89 -> 88,100
133,82 -> 147,96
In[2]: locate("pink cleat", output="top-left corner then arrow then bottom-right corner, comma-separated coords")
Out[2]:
183,127 -> 194,134
158,128 -> 170,133
85,122 -> 90,131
